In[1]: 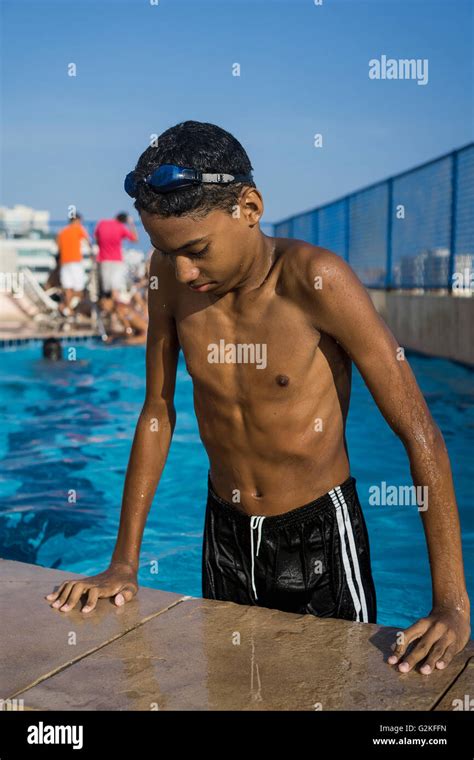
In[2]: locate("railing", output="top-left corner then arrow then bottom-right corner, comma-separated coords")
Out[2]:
273,144 -> 474,292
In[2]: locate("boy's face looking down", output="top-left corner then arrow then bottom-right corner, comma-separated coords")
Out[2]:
139,185 -> 266,295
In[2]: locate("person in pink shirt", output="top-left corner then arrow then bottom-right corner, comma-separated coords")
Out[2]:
94,213 -> 138,302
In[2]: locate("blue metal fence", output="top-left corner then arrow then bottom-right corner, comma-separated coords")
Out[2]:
273,143 -> 474,291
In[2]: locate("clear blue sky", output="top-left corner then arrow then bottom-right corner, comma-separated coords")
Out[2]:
1,0 -> 472,225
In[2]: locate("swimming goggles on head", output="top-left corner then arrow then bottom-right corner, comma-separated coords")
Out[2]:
124,163 -> 253,197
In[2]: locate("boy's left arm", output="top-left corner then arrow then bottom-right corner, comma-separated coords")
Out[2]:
305,247 -> 471,675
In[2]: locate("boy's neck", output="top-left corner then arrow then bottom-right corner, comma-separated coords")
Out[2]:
232,234 -> 277,296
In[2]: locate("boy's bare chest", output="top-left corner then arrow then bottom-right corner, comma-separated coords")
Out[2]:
173,289 -> 322,394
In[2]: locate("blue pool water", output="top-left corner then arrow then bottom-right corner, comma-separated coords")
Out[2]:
0,341 -> 472,629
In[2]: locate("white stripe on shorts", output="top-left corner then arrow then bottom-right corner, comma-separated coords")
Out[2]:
328,486 -> 367,622
335,485 -> 369,623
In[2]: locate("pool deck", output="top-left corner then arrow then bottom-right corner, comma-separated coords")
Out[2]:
1,558 -> 473,711
0,319 -> 99,343
0,292 -> 100,344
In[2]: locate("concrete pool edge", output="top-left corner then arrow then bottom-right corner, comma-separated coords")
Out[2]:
1,559 -> 473,711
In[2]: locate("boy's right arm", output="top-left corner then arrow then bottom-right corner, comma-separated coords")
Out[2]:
110,250 -> 180,572
45,251 -> 180,613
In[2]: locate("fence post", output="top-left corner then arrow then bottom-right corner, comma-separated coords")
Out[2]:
312,209 -> 319,247
344,196 -> 350,262
385,178 -> 393,290
448,150 -> 458,294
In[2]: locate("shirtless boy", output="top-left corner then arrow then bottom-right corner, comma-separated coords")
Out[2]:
46,120 -> 471,676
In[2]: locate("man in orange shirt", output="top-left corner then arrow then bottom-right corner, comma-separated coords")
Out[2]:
56,212 -> 91,309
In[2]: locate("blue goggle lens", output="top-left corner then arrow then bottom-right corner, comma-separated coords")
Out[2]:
155,164 -> 191,189
124,165 -> 198,197
124,172 -> 137,197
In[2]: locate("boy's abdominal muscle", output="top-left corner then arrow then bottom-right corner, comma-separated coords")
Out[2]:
192,383 -> 351,517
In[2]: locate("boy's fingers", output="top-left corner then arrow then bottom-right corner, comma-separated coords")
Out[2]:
388,620 -> 430,662
114,586 -> 136,606
420,637 -> 452,674
58,583 -> 89,612
45,581 -> 68,601
82,588 -> 100,613
48,578 -> 138,612
435,642 -> 458,670
50,582 -> 77,608
397,626 -> 444,672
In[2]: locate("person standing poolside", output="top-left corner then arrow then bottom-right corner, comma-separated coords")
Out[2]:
56,212 -> 91,310
46,121 -> 471,678
94,213 -> 138,302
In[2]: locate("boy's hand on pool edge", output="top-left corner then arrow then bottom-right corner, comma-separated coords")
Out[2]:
387,605 -> 471,675
44,561 -> 138,613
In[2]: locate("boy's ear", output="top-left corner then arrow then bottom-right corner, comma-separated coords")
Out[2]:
240,187 -> 264,223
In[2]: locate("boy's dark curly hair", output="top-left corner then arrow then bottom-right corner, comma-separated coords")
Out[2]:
131,120 -> 256,219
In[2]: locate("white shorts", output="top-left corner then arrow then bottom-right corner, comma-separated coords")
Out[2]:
99,261 -> 127,294
115,291 -> 132,305
60,262 -> 86,291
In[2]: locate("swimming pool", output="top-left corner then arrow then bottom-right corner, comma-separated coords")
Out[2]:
0,341 -> 472,629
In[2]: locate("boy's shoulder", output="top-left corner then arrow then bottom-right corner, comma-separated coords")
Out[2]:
276,237 -> 355,303
146,248 -> 183,319
277,235 -> 342,263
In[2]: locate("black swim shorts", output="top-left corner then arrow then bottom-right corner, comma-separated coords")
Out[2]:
202,472 -> 377,623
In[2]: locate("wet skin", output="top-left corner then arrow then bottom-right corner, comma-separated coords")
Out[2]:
157,235 -> 353,514
46,185 -> 470,676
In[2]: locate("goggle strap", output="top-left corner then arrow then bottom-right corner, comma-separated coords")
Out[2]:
201,172 -> 252,184
124,168 -> 254,197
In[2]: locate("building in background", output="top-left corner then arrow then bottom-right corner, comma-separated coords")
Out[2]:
0,204 -> 50,237
0,205 -> 56,285
0,205 -> 146,287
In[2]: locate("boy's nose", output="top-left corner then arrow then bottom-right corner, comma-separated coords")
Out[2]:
174,255 -> 199,285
